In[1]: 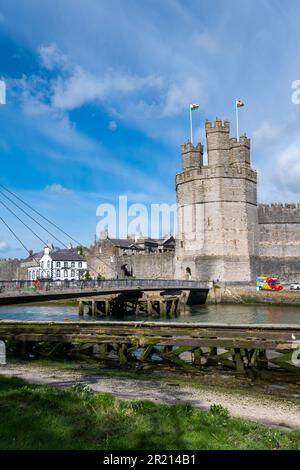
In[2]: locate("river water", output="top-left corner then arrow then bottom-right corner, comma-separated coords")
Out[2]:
0,303 -> 300,324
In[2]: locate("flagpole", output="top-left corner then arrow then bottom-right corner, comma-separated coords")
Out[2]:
190,107 -> 193,144
235,101 -> 239,142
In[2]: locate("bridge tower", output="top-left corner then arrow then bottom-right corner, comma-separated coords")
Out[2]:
175,118 -> 258,283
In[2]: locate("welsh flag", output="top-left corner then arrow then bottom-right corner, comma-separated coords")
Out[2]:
236,99 -> 244,107
190,103 -> 199,111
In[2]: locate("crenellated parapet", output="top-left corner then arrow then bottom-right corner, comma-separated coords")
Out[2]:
229,134 -> 251,166
176,164 -> 257,187
205,118 -> 230,133
181,141 -> 203,170
258,203 -> 300,224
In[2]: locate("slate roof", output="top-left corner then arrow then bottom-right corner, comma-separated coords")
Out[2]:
49,249 -> 86,261
108,236 -> 175,248
109,239 -> 138,249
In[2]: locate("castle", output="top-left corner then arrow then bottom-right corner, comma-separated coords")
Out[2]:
2,117 -> 300,284
175,118 -> 300,283
84,117 -> 300,284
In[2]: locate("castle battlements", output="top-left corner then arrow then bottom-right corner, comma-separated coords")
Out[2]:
176,164 -> 257,186
258,203 -> 300,224
181,142 -> 203,154
205,118 -> 230,132
259,203 -> 300,209
229,135 -> 250,149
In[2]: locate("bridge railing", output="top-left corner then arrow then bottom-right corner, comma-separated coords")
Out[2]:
0,278 -> 208,294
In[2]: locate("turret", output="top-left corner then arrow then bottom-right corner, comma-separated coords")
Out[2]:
229,134 -> 251,165
205,118 -> 230,167
181,141 -> 203,170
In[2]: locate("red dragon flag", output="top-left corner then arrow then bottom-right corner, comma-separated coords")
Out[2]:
189,104 -> 199,144
236,99 -> 244,108
235,99 -> 244,141
190,103 -> 199,111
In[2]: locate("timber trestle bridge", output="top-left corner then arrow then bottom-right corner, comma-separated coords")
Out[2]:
1,320 -> 300,372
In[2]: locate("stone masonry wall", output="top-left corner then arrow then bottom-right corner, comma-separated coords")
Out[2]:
257,204 -> 300,281
0,259 -> 25,280
116,252 -> 175,279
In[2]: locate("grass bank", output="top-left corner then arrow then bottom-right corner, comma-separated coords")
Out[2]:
0,376 -> 299,450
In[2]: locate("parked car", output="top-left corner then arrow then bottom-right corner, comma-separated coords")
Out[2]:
290,283 -> 300,290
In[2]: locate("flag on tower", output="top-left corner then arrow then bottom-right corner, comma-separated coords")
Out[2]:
190,103 -> 199,111
0,80 -> 6,105
236,99 -> 244,108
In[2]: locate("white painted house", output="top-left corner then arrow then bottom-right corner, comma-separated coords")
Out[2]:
27,247 -> 87,281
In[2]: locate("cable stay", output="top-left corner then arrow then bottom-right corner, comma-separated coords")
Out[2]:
0,184 -> 113,271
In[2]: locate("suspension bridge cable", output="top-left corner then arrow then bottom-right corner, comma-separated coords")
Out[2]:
0,183 -> 85,247
0,197 -> 49,247
0,183 -> 113,270
0,212 -> 98,277
0,189 -> 69,249
0,216 -> 46,274
0,190 -> 101,276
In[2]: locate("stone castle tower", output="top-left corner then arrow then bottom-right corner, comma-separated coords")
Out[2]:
175,118 -> 258,282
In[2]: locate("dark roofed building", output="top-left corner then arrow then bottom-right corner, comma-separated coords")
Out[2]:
27,246 -> 87,281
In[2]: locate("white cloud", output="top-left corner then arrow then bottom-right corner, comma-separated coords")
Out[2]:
253,120 -> 284,147
51,66 -> 162,111
162,77 -> 204,117
38,43 -> 68,71
44,184 -> 72,195
0,241 -> 9,252
272,136 -> 300,194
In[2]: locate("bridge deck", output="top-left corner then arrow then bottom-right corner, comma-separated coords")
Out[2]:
0,279 -> 209,306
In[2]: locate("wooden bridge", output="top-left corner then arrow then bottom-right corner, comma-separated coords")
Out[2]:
0,279 -> 209,306
0,320 -> 299,372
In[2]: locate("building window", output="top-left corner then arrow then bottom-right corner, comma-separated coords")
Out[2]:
71,261 -> 75,268
47,260 -> 50,268
71,270 -> 75,278
78,262 -> 82,268
64,262 -> 68,268
56,262 -> 60,268
32,271 -> 36,280
64,269 -> 68,277
56,270 -> 60,278
47,271 -> 50,278
40,261 -> 44,268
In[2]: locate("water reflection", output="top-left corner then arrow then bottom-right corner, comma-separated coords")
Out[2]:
0,303 -> 300,324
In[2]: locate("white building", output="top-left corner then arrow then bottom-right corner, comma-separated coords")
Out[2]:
27,247 -> 87,281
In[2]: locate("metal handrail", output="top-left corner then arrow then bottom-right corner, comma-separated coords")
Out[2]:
0,278 -> 208,293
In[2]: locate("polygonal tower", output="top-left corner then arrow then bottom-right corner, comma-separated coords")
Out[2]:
175,118 -> 258,283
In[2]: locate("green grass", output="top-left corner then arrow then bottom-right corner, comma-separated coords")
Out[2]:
0,376 -> 299,450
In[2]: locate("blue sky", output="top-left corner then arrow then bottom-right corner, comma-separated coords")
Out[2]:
1,0 -> 300,258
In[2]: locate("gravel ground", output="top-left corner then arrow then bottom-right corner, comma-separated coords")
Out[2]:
0,363 -> 299,430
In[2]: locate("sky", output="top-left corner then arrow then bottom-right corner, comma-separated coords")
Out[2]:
1,0 -> 300,258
